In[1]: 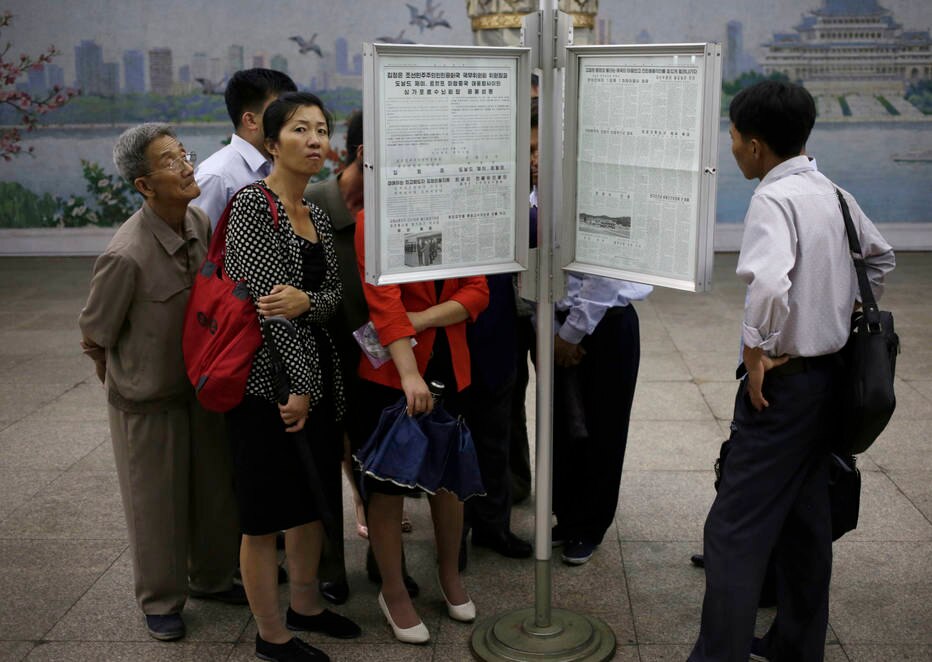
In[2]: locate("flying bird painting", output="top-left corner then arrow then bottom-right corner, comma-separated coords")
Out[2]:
289,34 -> 323,57
404,0 -> 451,32
195,77 -> 226,94
376,29 -> 416,44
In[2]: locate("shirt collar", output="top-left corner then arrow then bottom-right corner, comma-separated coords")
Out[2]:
141,203 -> 198,255
230,134 -> 271,174
755,155 -> 817,192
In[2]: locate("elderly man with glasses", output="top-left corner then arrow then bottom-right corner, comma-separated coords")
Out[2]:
79,123 -> 245,642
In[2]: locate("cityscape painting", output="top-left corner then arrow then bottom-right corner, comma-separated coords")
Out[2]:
0,0 -> 929,252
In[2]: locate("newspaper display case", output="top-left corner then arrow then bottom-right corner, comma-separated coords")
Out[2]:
362,43 -> 532,285
560,43 -> 723,292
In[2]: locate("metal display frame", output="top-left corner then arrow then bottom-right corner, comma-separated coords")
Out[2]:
560,43 -> 722,293
362,43 -> 532,285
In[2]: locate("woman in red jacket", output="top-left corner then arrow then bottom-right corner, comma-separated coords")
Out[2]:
352,210 -> 488,644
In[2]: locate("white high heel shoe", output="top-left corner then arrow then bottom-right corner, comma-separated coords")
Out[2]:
378,592 -> 430,644
438,577 -> 476,623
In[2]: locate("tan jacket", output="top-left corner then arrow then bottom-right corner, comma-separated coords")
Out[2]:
79,203 -> 210,411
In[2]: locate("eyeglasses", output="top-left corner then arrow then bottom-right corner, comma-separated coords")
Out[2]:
147,152 -> 197,175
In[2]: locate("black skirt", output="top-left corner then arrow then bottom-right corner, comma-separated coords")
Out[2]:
227,394 -> 339,535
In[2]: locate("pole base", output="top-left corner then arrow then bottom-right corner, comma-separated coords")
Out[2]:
470,607 -> 615,661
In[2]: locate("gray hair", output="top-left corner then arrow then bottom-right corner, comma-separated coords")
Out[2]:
112,123 -> 176,182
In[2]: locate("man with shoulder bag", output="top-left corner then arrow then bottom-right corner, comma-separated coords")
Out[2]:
688,81 -> 895,662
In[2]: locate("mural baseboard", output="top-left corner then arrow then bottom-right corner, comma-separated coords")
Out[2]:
1,224 -> 929,257
0,228 -> 121,256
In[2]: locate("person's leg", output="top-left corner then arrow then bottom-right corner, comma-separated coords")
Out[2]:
285,521 -> 324,615
689,366 -> 836,662
761,452 -> 833,662
241,532 -> 289,643
574,307 -> 640,544
428,490 -> 469,605
369,492 -> 420,627
464,374 -> 516,539
109,405 -> 189,616
187,401 -> 240,594
312,424 -> 346,586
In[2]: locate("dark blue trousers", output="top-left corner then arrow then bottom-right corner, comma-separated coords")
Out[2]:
552,305 -> 640,545
689,358 -> 838,662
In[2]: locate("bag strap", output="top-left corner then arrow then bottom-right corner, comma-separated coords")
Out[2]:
835,188 -> 878,316
206,183 -> 280,269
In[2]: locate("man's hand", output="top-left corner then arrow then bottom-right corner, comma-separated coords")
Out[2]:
743,346 -> 789,412
554,335 -> 585,368
258,285 -> 311,320
80,338 -> 107,385
279,393 -> 310,432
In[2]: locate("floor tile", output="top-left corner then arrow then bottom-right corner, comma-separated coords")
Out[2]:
0,470 -> 126,540
0,540 -> 125,639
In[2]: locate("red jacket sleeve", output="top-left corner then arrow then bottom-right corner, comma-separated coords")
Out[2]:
354,210 -> 417,347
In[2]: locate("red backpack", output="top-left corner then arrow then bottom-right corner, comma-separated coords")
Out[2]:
183,185 -> 278,412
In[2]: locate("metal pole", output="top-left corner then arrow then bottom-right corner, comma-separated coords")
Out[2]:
471,2 -> 615,659
533,0 -> 557,633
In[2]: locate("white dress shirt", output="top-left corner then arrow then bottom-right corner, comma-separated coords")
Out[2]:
737,155 -> 894,358
191,134 -> 271,229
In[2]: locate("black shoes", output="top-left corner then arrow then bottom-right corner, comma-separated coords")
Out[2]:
286,607 -> 361,639
690,554 -> 705,568
471,529 -> 533,559
145,613 -> 185,641
319,579 -> 349,605
255,634 -> 328,661
189,583 -> 249,605
366,546 -> 420,597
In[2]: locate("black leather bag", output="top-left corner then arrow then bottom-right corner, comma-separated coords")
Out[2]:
835,189 -> 899,455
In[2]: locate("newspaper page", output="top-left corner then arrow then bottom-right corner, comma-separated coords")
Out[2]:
574,55 -> 705,282
377,56 -> 518,276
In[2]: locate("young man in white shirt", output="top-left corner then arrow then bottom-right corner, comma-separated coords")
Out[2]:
689,80 -> 894,662
191,68 -> 297,228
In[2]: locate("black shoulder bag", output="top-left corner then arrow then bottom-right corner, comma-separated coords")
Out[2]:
835,188 -> 899,455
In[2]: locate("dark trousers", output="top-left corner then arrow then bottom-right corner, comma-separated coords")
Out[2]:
463,372 -> 517,537
510,315 -> 536,500
552,305 -> 640,545
689,359 -> 838,662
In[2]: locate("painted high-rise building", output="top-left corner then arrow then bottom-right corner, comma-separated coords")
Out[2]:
335,37 -> 349,74
46,64 -> 65,89
123,50 -> 145,94
75,40 -> 103,95
148,48 -> 173,95
597,18 -> 612,45
100,61 -> 119,97
227,45 -> 244,77
762,0 -> 932,94
191,52 -> 209,81
271,54 -> 288,74
27,64 -> 46,96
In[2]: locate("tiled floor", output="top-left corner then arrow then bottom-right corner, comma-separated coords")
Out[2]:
0,253 -> 929,661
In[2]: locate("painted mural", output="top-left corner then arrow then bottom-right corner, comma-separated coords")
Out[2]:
0,0 -> 929,240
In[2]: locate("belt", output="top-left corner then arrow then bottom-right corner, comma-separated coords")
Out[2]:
737,353 -> 839,380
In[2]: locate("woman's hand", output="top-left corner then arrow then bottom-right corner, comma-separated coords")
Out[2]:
258,284 -> 311,320
400,372 -> 433,416
279,393 -> 311,432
